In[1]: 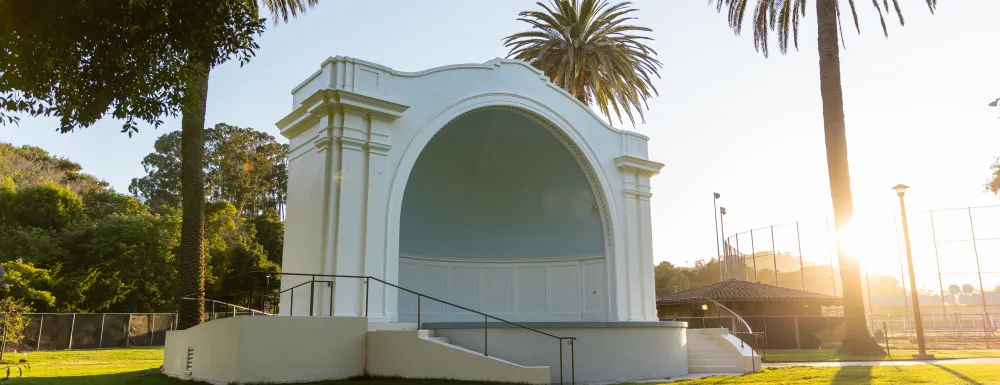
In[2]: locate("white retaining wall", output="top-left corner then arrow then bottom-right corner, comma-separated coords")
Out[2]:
431,322 -> 688,382
163,316 -> 367,384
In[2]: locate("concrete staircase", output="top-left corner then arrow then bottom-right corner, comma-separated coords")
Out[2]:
686,328 -> 760,373
365,328 -> 549,384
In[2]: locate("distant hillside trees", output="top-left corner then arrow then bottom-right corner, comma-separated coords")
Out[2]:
0,136 -> 284,313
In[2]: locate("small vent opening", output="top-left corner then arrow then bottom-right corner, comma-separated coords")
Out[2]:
185,347 -> 195,375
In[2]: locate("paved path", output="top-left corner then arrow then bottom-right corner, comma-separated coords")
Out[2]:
588,358 -> 1000,384
764,357 -> 1000,367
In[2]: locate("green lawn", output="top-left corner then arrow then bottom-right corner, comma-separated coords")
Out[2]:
0,347 -> 165,384
645,365 -> 1000,384
763,348 -> 1000,362
0,347 -> 998,384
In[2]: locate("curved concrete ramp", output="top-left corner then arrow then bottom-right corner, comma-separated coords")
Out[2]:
368,330 -> 549,384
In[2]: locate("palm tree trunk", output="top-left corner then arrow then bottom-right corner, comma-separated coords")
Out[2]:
177,60 -> 211,330
815,0 -> 884,356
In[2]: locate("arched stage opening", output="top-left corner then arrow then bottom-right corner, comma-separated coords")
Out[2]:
398,108 -> 609,322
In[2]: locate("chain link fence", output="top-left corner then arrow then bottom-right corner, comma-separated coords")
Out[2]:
721,219 -> 842,296
0,312 -> 260,352
867,312 -> 999,350
717,204 -> 1000,351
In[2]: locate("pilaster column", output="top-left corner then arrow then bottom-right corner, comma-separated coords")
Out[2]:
615,156 -> 664,321
276,57 -> 408,320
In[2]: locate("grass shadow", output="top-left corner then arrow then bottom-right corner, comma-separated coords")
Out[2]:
831,365 -> 873,385
7,370 -> 201,385
930,364 -> 983,385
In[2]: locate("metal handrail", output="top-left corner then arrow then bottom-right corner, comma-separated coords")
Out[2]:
700,297 -> 753,342
201,271 -> 577,384
698,297 -> 762,372
181,298 -> 272,316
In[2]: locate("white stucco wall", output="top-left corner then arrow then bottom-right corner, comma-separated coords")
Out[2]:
431,322 -> 688,382
277,56 -> 664,323
163,316 -> 367,384
399,255 -> 607,322
368,330 -> 549,384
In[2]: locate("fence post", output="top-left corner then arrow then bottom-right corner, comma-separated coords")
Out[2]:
929,211 -> 947,318
125,313 -> 131,347
329,281 -> 334,316
793,315 -> 801,349
882,320 -> 892,360
36,315 -> 43,351
570,339 -> 575,385
68,313 -> 76,350
770,225 -> 779,286
735,234 -> 742,280
750,229 -> 758,282
894,212 -> 910,318
365,277 -> 370,318
796,222 -> 805,290
149,315 -> 155,347
966,207 -> 991,350
309,276 -> 315,316
98,314 -> 106,348
887,314 -> 893,352
952,313 -> 959,350
559,339 -> 564,385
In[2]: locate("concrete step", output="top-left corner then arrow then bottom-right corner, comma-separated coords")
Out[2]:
688,365 -> 745,373
688,352 -> 724,360
687,346 -> 730,355
429,336 -> 450,344
688,358 -> 742,367
368,323 -> 418,331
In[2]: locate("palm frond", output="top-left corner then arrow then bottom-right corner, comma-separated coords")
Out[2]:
710,0 -> 937,57
260,0 -> 319,24
503,0 -> 662,126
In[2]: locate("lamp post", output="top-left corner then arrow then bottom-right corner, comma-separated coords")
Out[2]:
714,193 -> 723,282
894,184 -> 933,360
720,207 -> 728,279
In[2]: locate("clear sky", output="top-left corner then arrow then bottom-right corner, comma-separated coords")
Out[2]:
3,1 -> 999,288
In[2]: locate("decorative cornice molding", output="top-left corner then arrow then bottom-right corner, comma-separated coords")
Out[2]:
340,136 -> 367,151
622,189 -> 653,201
614,156 -> 664,175
369,142 -> 392,155
294,56 -> 649,140
276,89 -> 409,139
313,136 -> 334,151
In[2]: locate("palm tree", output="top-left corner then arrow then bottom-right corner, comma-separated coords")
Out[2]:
177,0 -> 318,330
710,0 -> 937,355
503,0 -> 662,126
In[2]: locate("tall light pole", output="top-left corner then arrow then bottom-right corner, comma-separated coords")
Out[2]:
894,184 -> 933,360
720,207 -> 728,280
714,193 -> 723,282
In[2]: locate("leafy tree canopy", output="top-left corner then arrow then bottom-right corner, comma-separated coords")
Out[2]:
129,123 -> 288,218
4,181 -> 83,230
0,1 -> 265,133
0,143 -> 105,194
0,142 -> 283,313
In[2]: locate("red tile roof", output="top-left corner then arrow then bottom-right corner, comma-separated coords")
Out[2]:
656,279 -> 842,304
